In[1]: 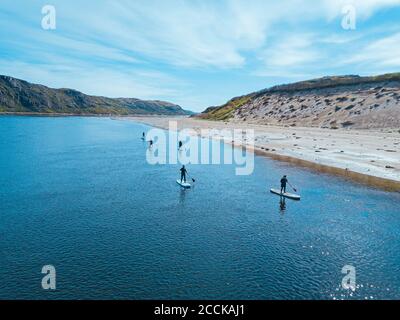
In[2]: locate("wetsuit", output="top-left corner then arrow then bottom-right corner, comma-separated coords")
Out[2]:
179,141 -> 183,150
280,177 -> 288,193
180,167 -> 188,183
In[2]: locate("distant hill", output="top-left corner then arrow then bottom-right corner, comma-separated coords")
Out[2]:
197,73 -> 400,129
0,75 -> 190,116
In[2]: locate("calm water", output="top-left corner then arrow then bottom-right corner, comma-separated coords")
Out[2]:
0,116 -> 399,300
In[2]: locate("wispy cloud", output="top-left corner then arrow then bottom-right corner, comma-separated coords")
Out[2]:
261,34 -> 320,67
343,32 -> 400,68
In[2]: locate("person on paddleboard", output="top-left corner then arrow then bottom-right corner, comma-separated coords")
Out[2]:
149,139 -> 153,148
178,141 -> 183,150
280,175 -> 288,194
180,165 -> 188,183
142,132 -> 145,139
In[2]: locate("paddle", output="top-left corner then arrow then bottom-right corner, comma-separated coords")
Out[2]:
187,174 -> 196,183
288,181 -> 297,193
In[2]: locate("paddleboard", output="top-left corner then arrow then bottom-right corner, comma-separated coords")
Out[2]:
270,188 -> 301,201
177,180 -> 191,189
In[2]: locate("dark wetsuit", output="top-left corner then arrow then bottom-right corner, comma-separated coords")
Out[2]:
180,167 -> 188,183
280,177 -> 288,193
179,141 -> 183,150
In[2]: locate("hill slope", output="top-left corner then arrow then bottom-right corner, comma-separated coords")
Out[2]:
198,73 -> 400,129
0,75 -> 189,116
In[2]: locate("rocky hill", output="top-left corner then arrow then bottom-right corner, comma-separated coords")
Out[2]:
198,73 -> 400,129
0,75 -> 189,116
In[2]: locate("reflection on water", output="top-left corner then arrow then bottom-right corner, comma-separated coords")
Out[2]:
279,197 -> 287,214
179,188 -> 187,204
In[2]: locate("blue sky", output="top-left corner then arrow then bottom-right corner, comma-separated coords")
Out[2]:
1,0 -> 400,112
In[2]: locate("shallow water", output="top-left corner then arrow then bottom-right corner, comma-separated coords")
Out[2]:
0,116 -> 399,300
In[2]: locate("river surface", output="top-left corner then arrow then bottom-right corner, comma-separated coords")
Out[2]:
0,116 -> 399,300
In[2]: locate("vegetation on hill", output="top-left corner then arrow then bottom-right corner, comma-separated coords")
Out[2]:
197,95 -> 255,121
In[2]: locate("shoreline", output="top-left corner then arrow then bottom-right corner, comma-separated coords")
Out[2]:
124,116 -> 400,192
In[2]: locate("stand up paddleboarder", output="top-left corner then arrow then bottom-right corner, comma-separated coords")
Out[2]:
180,165 -> 188,183
280,175 -> 297,194
280,175 -> 288,194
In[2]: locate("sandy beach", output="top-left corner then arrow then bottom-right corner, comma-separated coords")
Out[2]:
125,116 -> 400,191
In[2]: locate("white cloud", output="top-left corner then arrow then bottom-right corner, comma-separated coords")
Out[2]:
51,0 -> 326,69
253,33 -> 322,79
263,34 -> 319,67
68,0 -> 274,69
3,0 -> 399,71
344,32 -> 400,67
320,34 -> 362,45
54,0 -> 400,70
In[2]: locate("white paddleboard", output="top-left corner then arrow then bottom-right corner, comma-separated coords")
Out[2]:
177,180 -> 191,189
270,188 -> 301,201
